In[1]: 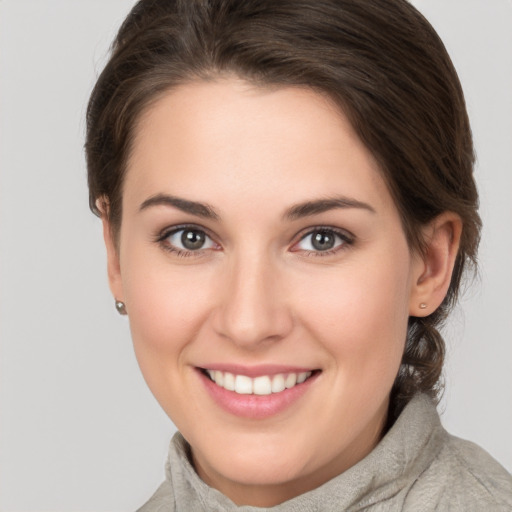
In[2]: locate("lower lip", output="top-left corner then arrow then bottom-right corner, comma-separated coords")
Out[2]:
197,369 -> 319,419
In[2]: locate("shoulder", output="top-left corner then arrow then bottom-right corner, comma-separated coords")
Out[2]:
136,481 -> 175,512
405,432 -> 512,511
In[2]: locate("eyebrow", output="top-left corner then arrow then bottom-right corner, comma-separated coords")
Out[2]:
139,194 -> 220,220
284,196 -> 376,220
139,193 -> 375,221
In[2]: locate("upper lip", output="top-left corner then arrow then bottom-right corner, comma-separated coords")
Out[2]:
197,363 -> 318,378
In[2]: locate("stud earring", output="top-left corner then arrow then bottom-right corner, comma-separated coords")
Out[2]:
419,303 -> 427,309
115,300 -> 127,315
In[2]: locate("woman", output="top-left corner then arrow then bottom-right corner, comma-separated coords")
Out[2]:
85,0 -> 512,509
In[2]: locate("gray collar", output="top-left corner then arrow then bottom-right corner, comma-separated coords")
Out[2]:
163,394 -> 446,511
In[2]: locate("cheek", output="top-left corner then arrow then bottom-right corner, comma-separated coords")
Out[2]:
297,252 -> 411,376
121,263 -> 216,422
119,241 -> 215,377
126,271 -> 213,349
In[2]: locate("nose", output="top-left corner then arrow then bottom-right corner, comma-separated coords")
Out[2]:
212,252 -> 293,349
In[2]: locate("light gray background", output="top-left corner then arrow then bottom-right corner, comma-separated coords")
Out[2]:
0,1 -> 511,510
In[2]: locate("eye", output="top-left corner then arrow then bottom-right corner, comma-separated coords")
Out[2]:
160,226 -> 218,253
292,228 -> 352,254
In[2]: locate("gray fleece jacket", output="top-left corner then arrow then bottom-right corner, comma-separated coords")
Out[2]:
137,394 -> 512,511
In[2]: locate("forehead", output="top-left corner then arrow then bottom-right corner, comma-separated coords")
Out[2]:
124,78 -> 394,218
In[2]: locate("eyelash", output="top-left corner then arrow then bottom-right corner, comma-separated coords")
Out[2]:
155,224 -> 219,258
155,224 -> 355,258
292,226 -> 355,257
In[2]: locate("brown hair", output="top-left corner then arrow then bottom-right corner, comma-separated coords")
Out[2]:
85,0 -> 481,417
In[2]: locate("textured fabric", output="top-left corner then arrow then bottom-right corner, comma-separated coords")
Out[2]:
137,394 -> 512,511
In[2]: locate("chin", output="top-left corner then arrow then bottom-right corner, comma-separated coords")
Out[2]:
191,430 -> 319,488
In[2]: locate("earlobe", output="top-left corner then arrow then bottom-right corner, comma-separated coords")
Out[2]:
99,207 -> 124,305
409,212 -> 462,316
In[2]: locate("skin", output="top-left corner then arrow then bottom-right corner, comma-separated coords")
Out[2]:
102,78 -> 461,507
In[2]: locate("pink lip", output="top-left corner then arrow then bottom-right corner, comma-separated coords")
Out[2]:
197,363 -> 314,378
196,367 -> 320,419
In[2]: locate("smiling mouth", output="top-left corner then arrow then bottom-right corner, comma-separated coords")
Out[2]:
200,368 -> 320,395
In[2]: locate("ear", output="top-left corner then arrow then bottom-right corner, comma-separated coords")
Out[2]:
97,199 -> 124,303
409,212 -> 462,316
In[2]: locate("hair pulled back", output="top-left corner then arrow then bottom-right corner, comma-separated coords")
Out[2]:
85,0 -> 481,417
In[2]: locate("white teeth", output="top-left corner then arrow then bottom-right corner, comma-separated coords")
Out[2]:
297,372 -> 308,384
253,376 -> 272,395
223,372 -> 235,391
235,375 -> 253,394
205,369 -> 314,395
214,370 -> 224,386
271,374 -> 286,393
285,373 -> 297,388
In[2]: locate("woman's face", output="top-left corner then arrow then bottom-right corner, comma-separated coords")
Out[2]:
108,78 -> 425,506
